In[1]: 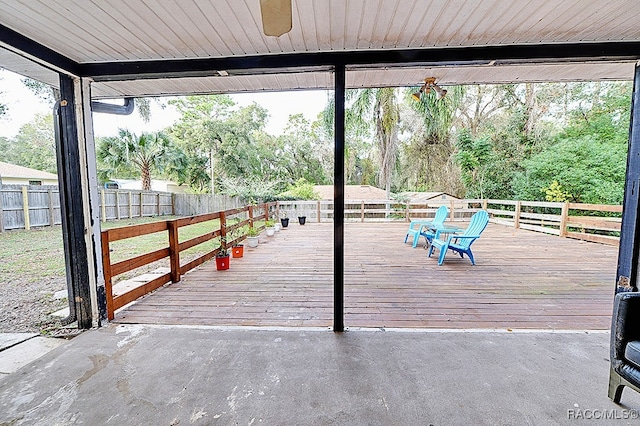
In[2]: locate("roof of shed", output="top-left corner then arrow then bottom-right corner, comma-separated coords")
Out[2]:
314,185 -> 388,200
1,1 -> 640,98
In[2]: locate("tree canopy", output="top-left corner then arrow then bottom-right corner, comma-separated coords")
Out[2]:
5,78 -> 632,205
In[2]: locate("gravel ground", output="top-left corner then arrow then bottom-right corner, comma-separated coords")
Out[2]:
0,275 -> 68,333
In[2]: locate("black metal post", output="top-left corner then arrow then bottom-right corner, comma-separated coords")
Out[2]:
334,64 -> 345,332
56,74 -> 93,329
617,64 -> 640,292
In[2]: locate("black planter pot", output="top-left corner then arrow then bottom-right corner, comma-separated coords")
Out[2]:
281,218 -> 289,228
298,216 -> 306,225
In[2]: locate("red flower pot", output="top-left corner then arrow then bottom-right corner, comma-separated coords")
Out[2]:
215,255 -> 230,270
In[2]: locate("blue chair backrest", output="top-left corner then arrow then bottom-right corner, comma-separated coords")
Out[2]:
432,205 -> 449,226
458,210 -> 489,249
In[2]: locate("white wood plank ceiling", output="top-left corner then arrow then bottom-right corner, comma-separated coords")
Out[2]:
1,0 -> 639,98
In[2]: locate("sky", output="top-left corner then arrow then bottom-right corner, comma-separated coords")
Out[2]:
0,69 -> 331,138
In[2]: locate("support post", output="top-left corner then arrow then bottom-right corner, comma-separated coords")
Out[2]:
54,74 -> 92,328
22,186 -> 30,230
334,64 -> 345,332
317,200 -> 321,223
248,205 -> 254,228
617,64 -> 640,292
405,202 -> 410,222
361,200 -> 365,223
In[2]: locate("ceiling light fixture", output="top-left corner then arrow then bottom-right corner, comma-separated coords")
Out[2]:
412,77 -> 447,101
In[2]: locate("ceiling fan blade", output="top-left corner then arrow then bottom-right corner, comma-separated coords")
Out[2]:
260,0 -> 292,37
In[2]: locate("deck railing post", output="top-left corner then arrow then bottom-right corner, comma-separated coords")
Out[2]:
101,230 -> 114,321
264,202 -> 269,222
361,200 -> 365,223
514,201 -> 522,229
168,219 -> 181,283
276,201 -> 280,221
450,199 -> 456,222
219,211 -> 227,253
248,205 -> 254,229
406,202 -> 410,222
482,199 -> 488,210
560,202 -> 569,237
317,200 -> 321,223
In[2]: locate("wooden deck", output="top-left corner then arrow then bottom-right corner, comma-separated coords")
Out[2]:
114,222 -> 618,330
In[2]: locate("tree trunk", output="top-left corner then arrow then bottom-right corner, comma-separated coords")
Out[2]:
141,164 -> 151,191
209,148 -> 215,194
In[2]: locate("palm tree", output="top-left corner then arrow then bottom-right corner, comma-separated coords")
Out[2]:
97,129 -> 186,190
323,88 -> 401,198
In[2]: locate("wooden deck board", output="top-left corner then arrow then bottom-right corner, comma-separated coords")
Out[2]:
113,222 -> 618,329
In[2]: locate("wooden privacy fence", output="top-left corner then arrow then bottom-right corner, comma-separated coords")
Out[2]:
101,202 -> 276,320
277,199 -> 623,245
0,186 -> 245,232
0,185 -> 61,231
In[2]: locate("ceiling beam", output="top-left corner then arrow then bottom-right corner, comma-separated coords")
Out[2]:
83,41 -> 640,82
0,23 -> 81,77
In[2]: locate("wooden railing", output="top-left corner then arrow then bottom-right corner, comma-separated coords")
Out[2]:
276,199 -> 622,245
485,199 -> 622,245
101,202 -> 276,320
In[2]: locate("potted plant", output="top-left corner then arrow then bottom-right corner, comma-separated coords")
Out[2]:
280,211 -> 290,228
229,222 -> 244,258
265,219 -> 276,236
298,212 -> 306,225
246,227 -> 260,247
215,237 -> 230,270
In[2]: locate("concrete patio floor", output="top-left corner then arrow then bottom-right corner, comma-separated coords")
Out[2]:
1,325 -> 640,425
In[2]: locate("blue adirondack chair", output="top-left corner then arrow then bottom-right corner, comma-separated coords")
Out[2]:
404,205 -> 449,248
428,210 -> 489,266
